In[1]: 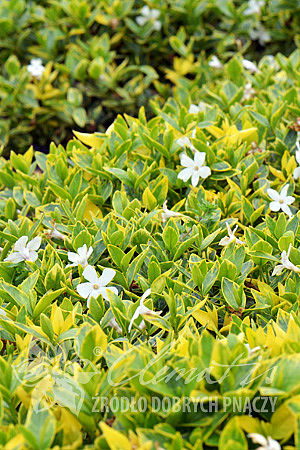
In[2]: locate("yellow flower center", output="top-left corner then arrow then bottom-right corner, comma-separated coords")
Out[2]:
93,284 -> 99,290
195,165 -> 199,171
279,199 -> 284,204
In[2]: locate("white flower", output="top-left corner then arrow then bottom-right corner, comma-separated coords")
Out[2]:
177,151 -> 211,187
272,244 -> 300,276
242,59 -> 259,73
219,222 -> 245,246
161,200 -> 182,223
4,236 -> 41,263
244,0 -> 264,16
267,184 -> 295,218
45,225 -> 65,240
27,58 -> 45,79
176,129 -> 197,152
76,266 -> 117,307
208,56 -> 223,69
293,142 -> 300,180
188,102 -> 206,114
243,82 -> 255,101
0,247 -> 3,253
249,26 -> 271,46
128,289 -> 161,332
245,343 -> 261,355
101,316 -> 122,334
136,6 -> 161,30
67,244 -> 93,269
248,433 -> 281,450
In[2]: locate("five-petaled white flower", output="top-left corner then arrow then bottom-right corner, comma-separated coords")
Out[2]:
244,0 -> 264,16
128,289 -> 161,332
267,184 -> 295,218
67,244 -> 93,269
178,151 -> 211,187
77,266 -> 117,307
27,58 -> 45,79
242,59 -> 259,73
209,56 -> 223,69
293,142 -> 300,180
220,222 -> 245,246
176,129 -> 197,152
136,6 -> 161,30
161,200 -> 182,223
5,236 -> 41,263
248,433 -> 281,450
249,25 -> 271,46
272,244 -> 300,276
188,102 -> 206,114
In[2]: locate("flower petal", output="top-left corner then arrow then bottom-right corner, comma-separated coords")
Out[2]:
194,151 -> 206,167
281,204 -> 293,218
180,153 -> 194,167
27,236 -> 42,251
77,282 -> 94,299
82,265 -> 99,283
191,172 -> 200,187
14,236 -> 28,251
198,166 -> 211,179
98,268 -> 116,286
177,167 -> 193,182
141,288 -> 151,302
4,252 -> 25,263
28,251 -> 38,262
280,184 -> 289,198
68,252 -> 80,263
269,201 -> 280,212
284,196 -> 295,205
293,166 -> 300,180
267,189 -> 279,201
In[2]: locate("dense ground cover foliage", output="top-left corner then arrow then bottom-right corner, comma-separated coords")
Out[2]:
0,1 -> 299,449
0,0 -> 299,152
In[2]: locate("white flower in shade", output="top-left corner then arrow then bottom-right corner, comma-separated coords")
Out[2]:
293,142 -> 300,180
76,266 -> 117,307
242,59 -> 259,73
27,58 -> 45,79
188,102 -> 206,114
267,184 -> 295,218
177,151 -> 211,187
272,244 -> 300,276
101,316 -> 122,334
67,244 -> 93,269
176,129 -> 197,152
208,56 -> 223,69
220,222 -> 245,246
128,289 -> 161,332
4,236 -> 41,263
248,434 -> 281,450
136,6 -> 161,30
244,0 -> 264,16
249,26 -> 271,46
242,82 -> 256,101
45,225 -> 65,240
161,200 -> 182,223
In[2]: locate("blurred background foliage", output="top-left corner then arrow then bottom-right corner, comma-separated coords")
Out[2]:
0,0 -> 299,153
